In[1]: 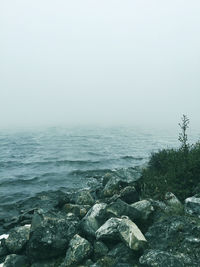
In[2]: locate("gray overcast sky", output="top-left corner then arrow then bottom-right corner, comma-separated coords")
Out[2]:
0,0 -> 200,129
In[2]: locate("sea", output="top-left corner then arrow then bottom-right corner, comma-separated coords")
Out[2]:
0,125 -> 199,218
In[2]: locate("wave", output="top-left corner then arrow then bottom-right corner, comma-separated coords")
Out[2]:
120,156 -> 144,160
0,156 -> 144,170
0,176 -> 41,187
69,168 -> 112,178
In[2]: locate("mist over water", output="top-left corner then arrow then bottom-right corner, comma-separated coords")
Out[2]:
1,1 -> 200,129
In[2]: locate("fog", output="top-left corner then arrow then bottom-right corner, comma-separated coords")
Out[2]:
1,0 -> 200,130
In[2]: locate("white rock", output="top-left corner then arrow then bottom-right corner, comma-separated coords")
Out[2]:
96,216 -> 147,251
185,196 -> 200,217
131,200 -> 154,220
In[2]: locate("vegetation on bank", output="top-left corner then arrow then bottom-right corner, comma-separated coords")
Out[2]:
140,115 -> 200,201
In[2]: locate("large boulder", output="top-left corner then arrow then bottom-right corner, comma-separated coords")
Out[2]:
5,225 -> 30,254
62,234 -> 92,266
2,254 -> 29,267
185,196 -> 200,217
96,217 -> 147,251
80,203 -> 107,237
27,209 -> 79,260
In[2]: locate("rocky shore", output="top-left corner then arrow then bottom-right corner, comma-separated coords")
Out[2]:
1,167 -> 200,266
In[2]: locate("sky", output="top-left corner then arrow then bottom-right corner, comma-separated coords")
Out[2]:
0,0 -> 200,130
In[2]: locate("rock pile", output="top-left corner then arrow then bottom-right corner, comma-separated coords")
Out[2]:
1,167 -> 200,266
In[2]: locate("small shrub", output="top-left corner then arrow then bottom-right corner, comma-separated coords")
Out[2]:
140,116 -> 200,201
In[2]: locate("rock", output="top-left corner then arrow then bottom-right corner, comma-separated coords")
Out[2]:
96,217 -> 119,241
131,200 -> 154,220
103,175 -> 128,198
164,192 -> 183,214
118,217 -> 147,251
62,234 -> 92,266
103,168 -> 141,197
75,190 -> 95,206
94,241 -> 109,259
185,196 -> 200,217
84,259 -> 94,266
91,256 -> 116,267
119,186 -> 139,204
0,243 -> 8,258
3,254 -> 29,267
102,173 -> 113,187
80,203 -> 107,237
108,242 -> 138,265
63,204 -> 90,218
27,209 -> 79,260
139,249 -> 191,267
0,235 -> 9,258
106,199 -> 142,224
5,224 -> 30,254
96,217 -> 147,251
31,257 -> 64,267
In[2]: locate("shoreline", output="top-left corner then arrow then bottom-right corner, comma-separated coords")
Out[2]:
0,166 -> 200,266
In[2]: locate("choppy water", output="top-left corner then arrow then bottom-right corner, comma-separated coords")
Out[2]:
0,126 -> 199,208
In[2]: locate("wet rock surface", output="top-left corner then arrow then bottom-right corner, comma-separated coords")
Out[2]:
1,167 -> 200,266
27,209 -> 79,260
5,225 -> 30,254
61,234 -> 92,266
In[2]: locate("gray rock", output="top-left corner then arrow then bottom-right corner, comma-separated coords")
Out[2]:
0,236 -> 9,258
96,217 -> 147,251
80,203 -> 107,237
96,217 -> 120,241
75,190 -> 95,206
84,259 -> 94,266
3,254 -> 29,267
103,168 -> 141,197
27,209 -> 79,260
106,199 -> 142,223
108,242 -> 138,265
185,196 -> 200,217
164,192 -> 183,214
91,256 -> 116,267
139,249 -> 186,267
63,204 -> 90,218
62,234 -> 92,266
94,241 -> 109,259
5,224 -> 30,254
119,186 -> 139,204
31,257 -> 63,267
131,200 -> 154,220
